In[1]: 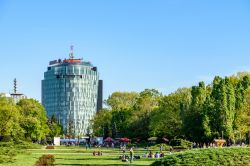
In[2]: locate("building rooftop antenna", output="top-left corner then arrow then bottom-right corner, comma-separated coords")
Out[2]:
13,78 -> 17,94
69,45 -> 74,59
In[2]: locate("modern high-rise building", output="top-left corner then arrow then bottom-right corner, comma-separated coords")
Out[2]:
42,47 -> 102,136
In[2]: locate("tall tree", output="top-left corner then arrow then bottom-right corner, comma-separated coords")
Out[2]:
106,92 -> 139,110
91,109 -> 112,138
129,89 -> 161,139
0,97 -> 23,141
183,82 -> 207,142
17,99 -> 49,141
149,88 -> 190,139
47,115 -> 63,139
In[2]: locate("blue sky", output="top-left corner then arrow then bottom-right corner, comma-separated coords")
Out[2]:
0,0 -> 250,101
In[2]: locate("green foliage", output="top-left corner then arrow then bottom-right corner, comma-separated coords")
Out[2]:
149,88 -> 190,139
0,96 -> 60,144
151,147 -> 250,166
128,89 -> 162,139
149,144 -> 169,151
14,140 -> 42,149
0,97 -> 23,141
47,115 -> 63,139
91,73 -> 250,144
17,99 -> 50,141
0,141 -> 14,148
0,147 -> 17,163
169,139 -> 192,149
106,92 -> 139,110
91,109 -> 112,137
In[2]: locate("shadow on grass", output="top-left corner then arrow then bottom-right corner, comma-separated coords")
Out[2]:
56,157 -> 116,161
56,164 -> 130,166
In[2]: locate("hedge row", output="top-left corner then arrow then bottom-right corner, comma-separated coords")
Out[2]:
151,147 -> 250,166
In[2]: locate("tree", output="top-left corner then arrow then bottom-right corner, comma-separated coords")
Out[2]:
128,89 -> 162,139
106,92 -> 139,110
0,97 -> 23,141
234,88 -> 250,144
149,92 -> 184,139
182,82 -> 208,142
111,109 -> 132,138
17,99 -> 49,141
91,109 -> 112,138
47,115 -> 63,139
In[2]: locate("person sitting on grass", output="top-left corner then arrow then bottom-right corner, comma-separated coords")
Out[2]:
121,155 -> 128,162
148,151 -> 154,158
155,152 -> 160,158
97,151 -> 102,156
160,152 -> 164,158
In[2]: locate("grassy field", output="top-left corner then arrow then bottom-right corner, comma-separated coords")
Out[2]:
1,146 -> 159,166
2,145 -> 249,166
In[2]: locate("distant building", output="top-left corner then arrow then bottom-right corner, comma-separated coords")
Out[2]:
42,47 -> 103,136
0,79 -> 27,103
0,93 -> 11,98
10,78 -> 27,103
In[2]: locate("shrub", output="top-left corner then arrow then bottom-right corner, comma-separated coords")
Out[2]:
1,136 -> 13,142
149,144 -> 169,151
46,146 -> 55,149
0,147 -> 17,164
0,142 -> 14,148
151,147 -> 250,166
35,155 -> 55,166
127,143 -> 137,148
15,141 -> 42,149
169,139 -> 192,149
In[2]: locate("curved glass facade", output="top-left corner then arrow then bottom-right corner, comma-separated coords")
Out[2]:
42,59 -> 101,136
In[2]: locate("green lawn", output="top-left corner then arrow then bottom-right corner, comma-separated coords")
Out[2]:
1,146 -> 159,166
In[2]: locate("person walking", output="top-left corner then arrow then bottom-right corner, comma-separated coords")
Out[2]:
160,144 -> 163,153
169,146 -> 173,154
129,147 -> 134,164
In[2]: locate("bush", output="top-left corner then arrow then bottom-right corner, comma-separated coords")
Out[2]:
1,136 -> 13,142
149,144 -> 169,151
0,147 -> 17,164
46,146 -> 55,149
169,139 -> 192,149
151,147 -> 250,166
15,141 -> 42,149
0,141 -> 41,164
127,143 -> 137,148
35,155 -> 55,166
0,142 -> 14,148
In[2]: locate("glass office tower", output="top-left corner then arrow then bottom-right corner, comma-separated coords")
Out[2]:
42,55 -> 102,136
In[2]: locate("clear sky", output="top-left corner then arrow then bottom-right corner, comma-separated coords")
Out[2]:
0,0 -> 250,101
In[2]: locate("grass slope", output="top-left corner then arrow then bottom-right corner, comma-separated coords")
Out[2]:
151,147 -> 250,166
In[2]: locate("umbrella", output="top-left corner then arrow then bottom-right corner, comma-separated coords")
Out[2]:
116,138 -> 130,142
162,138 -> 169,142
120,138 -> 130,142
148,137 -> 158,141
104,137 -> 114,142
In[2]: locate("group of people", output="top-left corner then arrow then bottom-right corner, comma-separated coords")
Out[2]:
92,151 -> 103,156
144,151 -> 165,158
120,147 -> 134,163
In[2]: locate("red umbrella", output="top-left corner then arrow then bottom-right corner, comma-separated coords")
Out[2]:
104,137 -> 114,142
120,138 -> 130,142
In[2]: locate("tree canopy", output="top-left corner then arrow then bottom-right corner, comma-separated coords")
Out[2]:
92,73 -> 250,144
